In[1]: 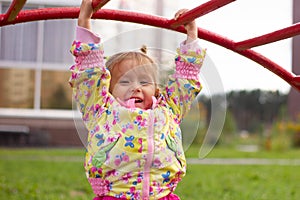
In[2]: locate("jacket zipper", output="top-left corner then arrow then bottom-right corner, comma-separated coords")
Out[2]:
142,111 -> 154,200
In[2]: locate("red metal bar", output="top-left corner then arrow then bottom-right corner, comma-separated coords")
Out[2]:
92,0 -> 110,11
0,7 -> 298,92
235,23 -> 300,50
2,0 -> 27,22
293,76 -> 300,86
170,0 -> 236,28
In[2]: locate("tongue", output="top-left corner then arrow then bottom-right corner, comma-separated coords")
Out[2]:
116,98 -> 136,109
126,99 -> 136,109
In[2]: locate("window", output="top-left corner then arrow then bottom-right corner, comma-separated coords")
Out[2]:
0,3 -> 76,110
41,70 -> 72,109
0,68 -> 34,108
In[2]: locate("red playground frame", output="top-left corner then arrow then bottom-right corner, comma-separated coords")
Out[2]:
0,0 -> 299,92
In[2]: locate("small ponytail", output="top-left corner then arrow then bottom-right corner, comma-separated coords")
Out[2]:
140,45 -> 147,54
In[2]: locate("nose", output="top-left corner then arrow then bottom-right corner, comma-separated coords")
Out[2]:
131,82 -> 142,92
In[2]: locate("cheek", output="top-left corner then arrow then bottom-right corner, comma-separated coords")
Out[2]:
111,85 -> 129,98
145,86 -> 156,97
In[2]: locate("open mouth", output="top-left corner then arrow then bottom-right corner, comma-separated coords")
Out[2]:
130,97 -> 143,103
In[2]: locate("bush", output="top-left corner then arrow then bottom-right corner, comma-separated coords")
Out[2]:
268,120 -> 300,150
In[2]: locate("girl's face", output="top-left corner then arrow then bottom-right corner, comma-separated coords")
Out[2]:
110,59 -> 157,110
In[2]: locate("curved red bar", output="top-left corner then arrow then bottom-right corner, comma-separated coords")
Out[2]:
0,7 -> 298,91
235,23 -> 300,50
2,0 -> 27,22
170,0 -> 235,28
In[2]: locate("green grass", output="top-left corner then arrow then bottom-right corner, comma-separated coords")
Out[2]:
185,145 -> 300,159
1,147 -> 300,199
0,159 -> 93,200
176,165 -> 300,200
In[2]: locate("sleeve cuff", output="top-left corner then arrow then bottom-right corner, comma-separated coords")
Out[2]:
173,61 -> 200,80
180,39 -> 201,52
76,26 -> 101,43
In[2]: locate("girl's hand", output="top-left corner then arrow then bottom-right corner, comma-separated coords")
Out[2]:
174,9 -> 198,43
78,0 -> 94,29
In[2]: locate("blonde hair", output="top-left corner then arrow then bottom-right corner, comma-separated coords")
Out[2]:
106,46 -> 154,70
106,46 -> 159,81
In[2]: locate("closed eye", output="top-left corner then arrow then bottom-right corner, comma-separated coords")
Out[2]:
119,80 -> 130,85
140,81 -> 150,85
140,77 -> 154,85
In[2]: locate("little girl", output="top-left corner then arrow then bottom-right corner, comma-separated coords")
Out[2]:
69,0 -> 206,199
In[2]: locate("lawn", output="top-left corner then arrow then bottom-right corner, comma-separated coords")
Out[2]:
185,144 -> 300,159
0,147 -> 299,200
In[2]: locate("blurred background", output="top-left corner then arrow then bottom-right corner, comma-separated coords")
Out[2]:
0,0 -> 299,151
1,1 -> 300,199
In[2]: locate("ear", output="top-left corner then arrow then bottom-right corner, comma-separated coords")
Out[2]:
155,88 -> 160,98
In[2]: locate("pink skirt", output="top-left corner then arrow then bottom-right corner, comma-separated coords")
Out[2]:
93,193 -> 180,200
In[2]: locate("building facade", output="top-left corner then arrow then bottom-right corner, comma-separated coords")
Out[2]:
0,0 -> 179,146
0,0 -> 179,110
288,0 -> 300,121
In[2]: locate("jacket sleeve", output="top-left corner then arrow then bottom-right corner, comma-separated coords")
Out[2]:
69,27 -> 112,125
162,39 -> 206,123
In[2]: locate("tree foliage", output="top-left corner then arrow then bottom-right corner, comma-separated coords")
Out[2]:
199,89 -> 288,133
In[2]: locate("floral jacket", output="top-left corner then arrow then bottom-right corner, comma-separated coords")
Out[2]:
69,27 -> 206,200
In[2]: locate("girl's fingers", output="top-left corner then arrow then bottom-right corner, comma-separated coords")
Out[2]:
92,0 -> 110,12
174,9 -> 189,20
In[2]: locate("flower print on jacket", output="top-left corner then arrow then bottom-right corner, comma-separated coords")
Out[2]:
90,125 -> 100,136
103,121 -> 111,132
121,123 -> 134,133
132,172 -> 143,186
121,172 -> 132,184
137,138 -> 143,153
69,34 -> 206,199
112,110 -> 120,125
115,152 -> 130,167
127,187 -> 140,200
134,115 -> 147,130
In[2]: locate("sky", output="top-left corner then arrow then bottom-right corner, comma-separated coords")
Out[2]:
179,0 -> 293,93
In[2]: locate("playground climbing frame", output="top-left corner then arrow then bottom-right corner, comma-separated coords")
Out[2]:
0,0 -> 299,91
